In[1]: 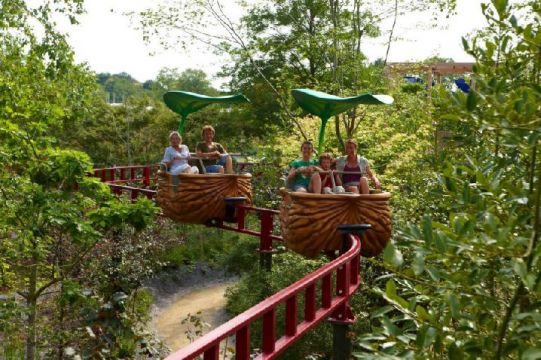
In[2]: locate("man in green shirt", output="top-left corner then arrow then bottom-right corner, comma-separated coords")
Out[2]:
287,141 -> 322,193
195,125 -> 234,174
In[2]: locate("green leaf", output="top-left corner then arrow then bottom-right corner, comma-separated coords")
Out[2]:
461,37 -> 469,51
434,230 -> 446,252
448,342 -> 464,360
447,293 -> 460,319
383,242 -> 403,268
415,305 -> 431,321
513,259 -> 527,280
416,325 -> 437,348
412,251 -> 425,275
522,348 -> 541,360
509,15 -> 517,27
371,305 -> 394,319
382,316 -> 401,337
426,267 -> 440,281
422,215 -> 433,246
386,278 -> 397,297
466,91 -> 478,111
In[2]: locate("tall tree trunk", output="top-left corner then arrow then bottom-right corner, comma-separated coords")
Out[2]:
330,0 -> 339,89
383,0 -> 398,66
25,264 -> 37,360
308,9 -> 316,77
530,143 -> 537,195
354,0 -> 362,54
335,114 -> 344,151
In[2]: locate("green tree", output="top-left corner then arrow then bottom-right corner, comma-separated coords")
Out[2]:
97,72 -> 145,103
136,0 -> 456,147
0,2 -> 160,358
355,1 -> 541,358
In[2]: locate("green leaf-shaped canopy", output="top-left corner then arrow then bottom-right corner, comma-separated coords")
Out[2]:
291,88 -> 394,153
292,88 -> 394,120
163,91 -> 250,134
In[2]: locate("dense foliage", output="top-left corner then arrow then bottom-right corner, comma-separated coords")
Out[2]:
353,1 -> 541,359
0,2 -> 163,359
1,0 -> 539,359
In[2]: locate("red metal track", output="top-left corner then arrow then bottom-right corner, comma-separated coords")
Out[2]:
93,165 -> 362,360
166,234 -> 360,360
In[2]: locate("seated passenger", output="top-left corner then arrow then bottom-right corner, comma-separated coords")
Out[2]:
287,141 -> 320,193
162,131 -> 199,175
312,153 -> 343,194
335,139 -> 380,194
196,125 -> 233,174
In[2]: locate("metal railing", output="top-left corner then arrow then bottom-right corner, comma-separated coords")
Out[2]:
92,165 -> 367,359
165,233 -> 362,360
92,165 -> 159,187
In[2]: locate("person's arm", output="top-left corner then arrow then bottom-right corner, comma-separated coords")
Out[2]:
366,165 -> 381,189
162,148 -> 171,167
216,143 -> 227,155
288,165 -> 297,181
196,143 -> 220,159
181,145 -> 190,159
333,171 -> 342,186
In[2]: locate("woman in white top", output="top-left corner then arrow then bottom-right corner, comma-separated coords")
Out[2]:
162,131 -> 199,175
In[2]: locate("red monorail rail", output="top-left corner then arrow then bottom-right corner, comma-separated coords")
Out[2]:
166,234 -> 361,360
93,165 -> 365,359
93,164 -> 159,187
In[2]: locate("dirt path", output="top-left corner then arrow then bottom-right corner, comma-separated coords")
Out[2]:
145,264 -> 238,352
152,281 -> 236,350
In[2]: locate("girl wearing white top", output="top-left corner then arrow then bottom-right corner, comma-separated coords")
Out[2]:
162,131 -> 199,175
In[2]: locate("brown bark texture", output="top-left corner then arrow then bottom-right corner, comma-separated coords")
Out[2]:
157,172 -> 253,224
280,189 -> 391,258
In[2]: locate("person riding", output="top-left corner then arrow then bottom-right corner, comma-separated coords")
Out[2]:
335,138 -> 380,194
287,141 -> 321,193
195,125 -> 234,174
162,131 -> 199,175
315,153 -> 343,194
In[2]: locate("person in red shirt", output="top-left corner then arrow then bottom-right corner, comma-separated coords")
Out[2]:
317,153 -> 342,194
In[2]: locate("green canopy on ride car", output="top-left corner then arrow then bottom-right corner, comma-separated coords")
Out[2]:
163,91 -> 250,134
291,89 -> 394,153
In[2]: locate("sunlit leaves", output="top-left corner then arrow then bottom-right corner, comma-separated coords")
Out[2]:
358,1 -> 541,358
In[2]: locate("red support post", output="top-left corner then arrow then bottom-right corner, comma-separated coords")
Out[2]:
236,326 -> 250,360
262,309 -> 276,355
260,211 -> 273,252
203,345 -> 219,360
259,211 -> 274,271
143,166 -> 150,187
100,169 -> 106,183
131,189 -> 139,200
120,168 -> 126,181
304,284 -> 316,322
130,167 -> 136,181
351,251 -> 360,285
237,207 -> 246,230
336,265 -> 347,298
109,168 -> 115,183
285,296 -> 297,337
322,274 -> 332,308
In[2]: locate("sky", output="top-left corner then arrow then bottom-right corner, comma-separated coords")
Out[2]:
60,0 -> 488,85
